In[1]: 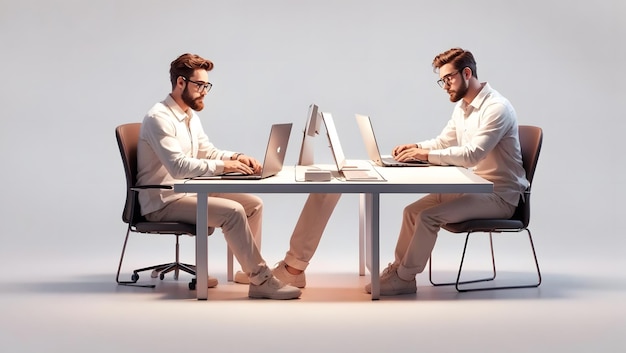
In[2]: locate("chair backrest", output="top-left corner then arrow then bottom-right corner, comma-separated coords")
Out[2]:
115,123 -> 143,225
519,125 -> 543,187
513,125 -> 543,227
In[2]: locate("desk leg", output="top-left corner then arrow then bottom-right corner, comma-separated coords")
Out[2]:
227,248 -> 234,282
365,193 -> 380,300
196,192 -> 209,300
358,194 -> 366,276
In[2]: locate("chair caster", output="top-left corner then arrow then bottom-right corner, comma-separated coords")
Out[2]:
159,273 -> 165,280
151,270 -> 159,278
189,278 -> 197,290
131,272 -> 139,282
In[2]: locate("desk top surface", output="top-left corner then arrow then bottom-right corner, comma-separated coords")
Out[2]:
173,163 -> 493,194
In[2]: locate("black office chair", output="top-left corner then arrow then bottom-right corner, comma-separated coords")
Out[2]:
428,125 -> 543,292
115,123 -> 216,290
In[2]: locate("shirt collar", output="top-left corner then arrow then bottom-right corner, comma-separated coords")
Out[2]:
463,82 -> 492,112
164,94 -> 191,123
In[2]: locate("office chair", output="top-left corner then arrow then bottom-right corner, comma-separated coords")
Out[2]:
115,122 -> 228,290
428,125 -> 543,292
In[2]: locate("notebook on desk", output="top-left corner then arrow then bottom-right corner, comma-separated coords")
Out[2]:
321,112 -> 385,181
194,123 -> 292,180
355,114 -> 430,167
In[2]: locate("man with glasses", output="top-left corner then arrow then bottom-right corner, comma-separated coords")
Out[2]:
136,53 -> 301,300
365,47 -> 529,296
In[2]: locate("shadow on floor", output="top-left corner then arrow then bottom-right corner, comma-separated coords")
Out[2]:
2,270 -> 624,303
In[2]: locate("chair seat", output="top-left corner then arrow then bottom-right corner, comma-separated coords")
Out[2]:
135,221 -> 214,236
443,219 -> 524,233
134,221 -> 196,234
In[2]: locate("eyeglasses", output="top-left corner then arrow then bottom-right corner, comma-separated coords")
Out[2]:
182,76 -> 212,93
436,70 -> 461,88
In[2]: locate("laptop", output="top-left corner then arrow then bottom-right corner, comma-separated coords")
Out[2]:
355,114 -> 429,167
321,112 -> 385,181
196,123 -> 292,180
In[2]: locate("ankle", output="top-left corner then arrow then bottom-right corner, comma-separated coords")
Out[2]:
285,264 -> 303,275
396,265 -> 415,282
397,272 -> 414,282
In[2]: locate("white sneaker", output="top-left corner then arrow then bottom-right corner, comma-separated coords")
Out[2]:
248,276 -> 302,300
233,271 -> 250,284
365,263 -> 416,296
272,261 -> 306,288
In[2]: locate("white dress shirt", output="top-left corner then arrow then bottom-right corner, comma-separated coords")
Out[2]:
418,83 -> 529,206
136,95 -> 238,215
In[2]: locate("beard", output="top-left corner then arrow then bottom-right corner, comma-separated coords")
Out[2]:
182,86 -> 205,111
448,79 -> 469,102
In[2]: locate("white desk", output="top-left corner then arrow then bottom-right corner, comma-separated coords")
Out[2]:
174,164 -> 493,300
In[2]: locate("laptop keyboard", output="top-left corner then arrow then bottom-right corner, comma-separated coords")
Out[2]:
342,170 -> 379,180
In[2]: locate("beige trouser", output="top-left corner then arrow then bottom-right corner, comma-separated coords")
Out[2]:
395,193 -> 516,281
145,193 -> 271,285
284,193 -> 342,271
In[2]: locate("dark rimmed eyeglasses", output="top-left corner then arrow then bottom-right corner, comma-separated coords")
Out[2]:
436,70 -> 461,88
182,76 -> 213,93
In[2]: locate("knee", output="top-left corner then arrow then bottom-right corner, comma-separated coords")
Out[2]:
403,205 -> 419,220
230,203 -> 248,220
250,195 -> 263,216
418,209 -> 442,230
218,203 -> 249,233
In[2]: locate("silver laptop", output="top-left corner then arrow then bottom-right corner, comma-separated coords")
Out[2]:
355,114 -> 429,167
321,112 -> 385,181
204,123 -> 292,180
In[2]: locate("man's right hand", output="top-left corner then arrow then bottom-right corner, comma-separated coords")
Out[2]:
392,143 -> 418,158
223,160 -> 255,175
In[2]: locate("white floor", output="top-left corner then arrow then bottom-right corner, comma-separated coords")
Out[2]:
2,253 -> 625,353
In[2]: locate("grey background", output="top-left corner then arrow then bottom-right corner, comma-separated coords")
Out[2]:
1,0 -> 625,351
2,0 -> 623,273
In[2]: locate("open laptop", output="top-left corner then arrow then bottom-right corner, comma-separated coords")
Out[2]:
355,114 -> 429,167
196,123 -> 292,180
321,112 -> 385,181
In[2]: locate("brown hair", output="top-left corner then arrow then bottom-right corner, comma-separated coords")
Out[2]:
169,53 -> 214,89
432,48 -> 477,78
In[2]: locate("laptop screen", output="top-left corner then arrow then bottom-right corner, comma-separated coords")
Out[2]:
321,112 -> 347,171
257,122 -> 292,177
355,114 -> 384,163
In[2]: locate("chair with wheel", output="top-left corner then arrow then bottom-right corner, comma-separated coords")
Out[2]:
115,122 -> 232,290
428,125 -> 543,292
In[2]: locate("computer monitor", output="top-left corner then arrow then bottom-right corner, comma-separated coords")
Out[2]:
297,103 -> 321,166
